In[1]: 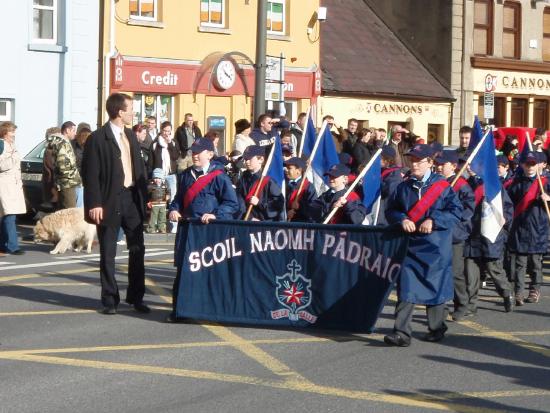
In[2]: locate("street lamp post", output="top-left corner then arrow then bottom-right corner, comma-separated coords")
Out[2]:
254,0 -> 267,123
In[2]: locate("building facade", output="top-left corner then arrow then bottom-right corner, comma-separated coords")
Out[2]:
0,0 -> 99,156
465,0 -> 550,131
319,0 -> 455,145
101,0 -> 321,153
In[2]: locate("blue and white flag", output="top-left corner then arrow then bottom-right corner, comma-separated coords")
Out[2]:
265,135 -> 286,220
361,151 -> 382,225
469,129 -> 505,243
304,122 -> 340,196
468,115 -> 484,151
299,112 -> 317,157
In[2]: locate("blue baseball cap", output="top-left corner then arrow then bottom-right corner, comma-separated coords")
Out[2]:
285,157 -> 306,170
190,138 -> 215,153
381,145 -> 396,158
324,164 -> 350,178
404,144 -> 435,159
496,154 -> 509,165
520,150 -> 538,165
435,149 -> 459,165
281,143 -> 293,154
242,145 -> 265,160
536,151 -> 547,163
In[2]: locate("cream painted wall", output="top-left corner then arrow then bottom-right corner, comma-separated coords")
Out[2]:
318,96 -> 452,144
105,0 -> 320,69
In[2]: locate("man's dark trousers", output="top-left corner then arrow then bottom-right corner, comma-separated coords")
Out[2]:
97,187 -> 145,308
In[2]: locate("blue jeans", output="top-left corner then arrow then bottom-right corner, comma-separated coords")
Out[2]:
75,185 -> 84,208
0,214 -> 20,252
165,174 -> 177,203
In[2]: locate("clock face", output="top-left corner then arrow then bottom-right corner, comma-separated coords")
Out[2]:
215,60 -> 236,90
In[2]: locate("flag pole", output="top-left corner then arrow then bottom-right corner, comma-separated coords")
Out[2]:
297,106 -> 311,158
525,132 -> 550,221
287,121 -> 328,221
323,148 -> 382,224
243,138 -> 277,221
450,130 -> 490,187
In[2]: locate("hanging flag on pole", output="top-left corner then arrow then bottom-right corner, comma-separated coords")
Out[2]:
361,151 -> 382,225
468,129 -> 505,243
266,135 -> 286,220
303,121 -> 340,196
468,115 -> 484,152
298,108 -> 316,157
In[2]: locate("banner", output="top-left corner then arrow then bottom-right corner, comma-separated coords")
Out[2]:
175,220 -> 409,332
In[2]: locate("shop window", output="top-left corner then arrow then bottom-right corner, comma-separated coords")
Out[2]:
200,0 -> 225,27
130,0 -> 157,21
32,0 -> 57,43
511,98 -> 528,126
427,124 -> 443,144
132,94 -> 173,127
543,8 -> 550,62
502,1 -> 521,59
534,100 -> 549,131
0,99 -> 14,122
267,0 -> 286,35
473,0 -> 493,56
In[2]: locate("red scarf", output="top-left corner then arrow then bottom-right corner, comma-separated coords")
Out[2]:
246,176 -> 270,203
381,167 -> 400,179
183,169 -> 223,210
407,180 -> 450,223
289,179 -> 310,205
329,192 -> 361,224
474,184 -> 484,207
452,176 -> 468,193
513,176 -> 547,218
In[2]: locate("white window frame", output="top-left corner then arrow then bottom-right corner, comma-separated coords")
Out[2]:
200,0 -> 226,28
129,0 -> 158,22
267,0 -> 286,35
0,99 -> 14,122
32,0 -> 57,44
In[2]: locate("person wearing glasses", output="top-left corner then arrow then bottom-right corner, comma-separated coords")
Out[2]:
384,144 -> 462,347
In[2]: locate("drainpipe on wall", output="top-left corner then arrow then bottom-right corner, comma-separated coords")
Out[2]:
59,0 -> 72,125
102,0 -> 117,122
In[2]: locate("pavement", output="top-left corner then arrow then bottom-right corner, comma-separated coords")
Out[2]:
0,223 -> 549,412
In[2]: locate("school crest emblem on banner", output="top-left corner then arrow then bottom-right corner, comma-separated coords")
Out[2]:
271,259 -> 317,323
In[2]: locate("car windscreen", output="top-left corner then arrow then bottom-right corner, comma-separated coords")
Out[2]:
24,140 -> 46,160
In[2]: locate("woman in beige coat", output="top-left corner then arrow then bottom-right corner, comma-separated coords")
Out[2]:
0,121 -> 27,255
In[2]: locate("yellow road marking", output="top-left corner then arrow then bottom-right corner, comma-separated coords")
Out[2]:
459,320 -> 550,358
7,282 -> 99,287
0,353 -> 521,412
0,267 -> 100,283
145,276 -> 311,382
0,305 -> 171,317
0,337 -> 334,356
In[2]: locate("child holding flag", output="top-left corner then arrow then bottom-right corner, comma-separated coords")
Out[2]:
506,151 -> 550,305
384,144 -> 462,346
236,145 -> 285,221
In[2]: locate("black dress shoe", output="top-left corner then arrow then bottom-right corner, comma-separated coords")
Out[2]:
383,333 -> 410,347
100,306 -> 117,315
10,250 -> 25,255
423,329 -> 446,342
133,302 -> 151,313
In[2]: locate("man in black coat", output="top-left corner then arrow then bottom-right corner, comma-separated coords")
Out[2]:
81,93 -> 149,315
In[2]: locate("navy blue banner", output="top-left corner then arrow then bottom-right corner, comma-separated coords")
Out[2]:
175,220 -> 408,332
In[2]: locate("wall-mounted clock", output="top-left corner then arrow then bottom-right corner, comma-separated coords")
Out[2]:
214,60 -> 236,90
